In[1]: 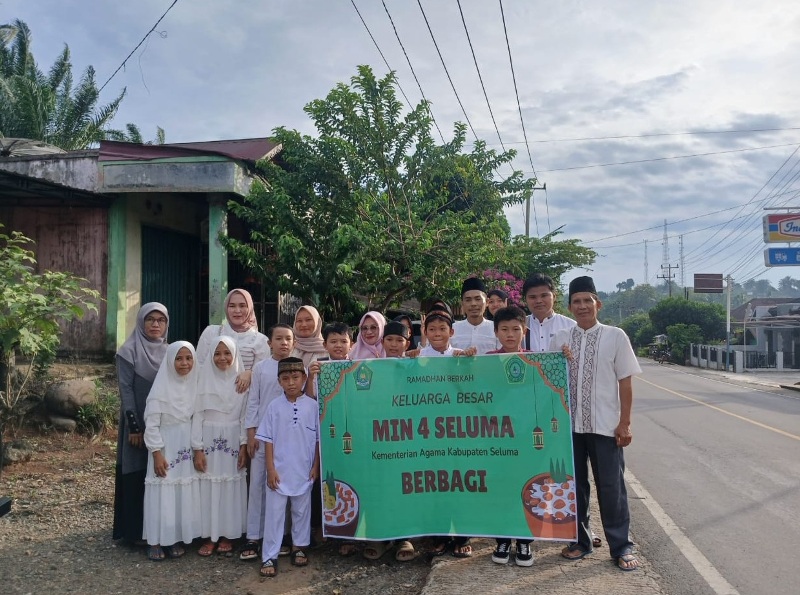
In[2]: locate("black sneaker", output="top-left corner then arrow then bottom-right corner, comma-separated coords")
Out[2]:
492,541 -> 510,564
515,542 -> 534,567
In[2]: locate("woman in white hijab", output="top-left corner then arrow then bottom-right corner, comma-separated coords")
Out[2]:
142,341 -> 201,561
196,289 -> 270,393
192,336 -> 248,556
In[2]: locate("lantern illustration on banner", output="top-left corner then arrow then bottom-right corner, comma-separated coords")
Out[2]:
329,422 -> 336,438
342,430 -> 353,454
531,379 -> 544,450
550,390 -> 559,433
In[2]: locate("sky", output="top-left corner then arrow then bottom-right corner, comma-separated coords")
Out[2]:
4,0 -> 800,292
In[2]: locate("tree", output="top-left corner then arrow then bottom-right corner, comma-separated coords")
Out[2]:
666,323 -> 703,363
0,226 -> 99,428
226,66 -> 546,319
619,313 -> 655,349
648,297 -> 725,342
501,228 -> 596,288
0,19 -> 159,150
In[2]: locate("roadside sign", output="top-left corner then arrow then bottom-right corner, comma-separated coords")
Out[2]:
764,248 -> 800,266
693,273 -> 724,293
763,213 -> 800,242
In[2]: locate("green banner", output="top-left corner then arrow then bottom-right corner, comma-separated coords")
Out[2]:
317,353 -> 576,542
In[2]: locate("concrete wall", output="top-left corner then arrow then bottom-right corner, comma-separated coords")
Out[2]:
0,153 -> 98,192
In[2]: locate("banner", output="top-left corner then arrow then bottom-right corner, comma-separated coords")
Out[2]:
317,353 -> 576,541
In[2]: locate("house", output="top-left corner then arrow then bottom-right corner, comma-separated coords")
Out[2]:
0,137 -> 283,355
731,298 -> 800,369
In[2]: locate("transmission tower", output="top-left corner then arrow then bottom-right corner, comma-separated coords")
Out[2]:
679,235 -> 685,287
644,239 -> 648,284
661,219 -> 669,268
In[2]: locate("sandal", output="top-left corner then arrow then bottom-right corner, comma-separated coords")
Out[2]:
198,540 -> 216,557
561,543 -> 591,560
290,549 -> 308,567
431,538 -> 451,557
617,553 -> 640,571
279,544 -> 292,557
395,540 -> 418,562
592,531 -> 602,548
217,538 -> 233,554
363,540 -> 393,560
339,542 -> 358,557
259,558 -> 277,577
452,542 -> 473,558
147,545 -> 165,561
166,543 -> 185,558
240,540 -> 260,561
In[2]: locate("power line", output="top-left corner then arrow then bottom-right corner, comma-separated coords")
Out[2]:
533,142 -> 799,173
348,0 -> 413,109
416,0 -> 479,142
380,0 -> 445,143
498,0 -> 543,234
485,126 -> 800,145
99,0 -> 179,93
456,0 -> 506,152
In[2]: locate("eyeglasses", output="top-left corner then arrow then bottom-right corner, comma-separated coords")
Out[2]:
144,317 -> 167,325
360,325 -> 379,332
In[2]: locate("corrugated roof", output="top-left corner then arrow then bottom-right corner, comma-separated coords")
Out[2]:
98,138 -> 280,163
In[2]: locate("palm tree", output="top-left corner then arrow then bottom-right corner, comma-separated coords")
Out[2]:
0,19 -> 161,150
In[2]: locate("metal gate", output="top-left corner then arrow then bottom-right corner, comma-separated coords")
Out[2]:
141,225 -> 200,344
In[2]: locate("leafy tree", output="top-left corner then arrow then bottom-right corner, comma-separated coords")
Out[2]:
0,19 -> 159,150
648,297 -> 725,342
0,226 -> 99,428
226,66 -> 543,319
666,323 -> 703,363
501,228 -> 596,289
619,313 -> 656,349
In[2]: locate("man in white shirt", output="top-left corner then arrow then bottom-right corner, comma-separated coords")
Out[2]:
549,276 -> 641,572
451,277 -> 498,354
523,273 -> 575,351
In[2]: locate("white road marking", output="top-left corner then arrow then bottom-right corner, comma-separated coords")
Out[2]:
626,468 -> 740,595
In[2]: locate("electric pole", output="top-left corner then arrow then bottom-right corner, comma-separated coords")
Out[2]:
658,263 -> 679,297
525,183 -> 546,237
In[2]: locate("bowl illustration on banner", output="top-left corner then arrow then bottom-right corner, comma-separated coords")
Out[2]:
322,471 -> 360,537
521,468 -> 577,540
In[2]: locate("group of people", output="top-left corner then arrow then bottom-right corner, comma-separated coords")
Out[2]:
112,272 -> 642,576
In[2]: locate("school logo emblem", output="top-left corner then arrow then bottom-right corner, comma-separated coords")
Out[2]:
504,356 -> 526,384
355,363 -> 373,390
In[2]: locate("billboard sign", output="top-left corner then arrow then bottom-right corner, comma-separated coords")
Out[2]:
693,273 -> 724,293
765,248 -> 800,267
763,213 -> 800,243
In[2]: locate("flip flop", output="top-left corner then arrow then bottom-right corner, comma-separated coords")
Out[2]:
198,540 -> 216,557
561,544 -> 591,560
339,542 -> 358,557
617,553 -> 640,571
147,545 -> 165,561
395,540 -> 418,562
363,540 -> 393,560
592,532 -> 602,548
166,543 -> 185,558
217,539 -> 233,554
452,542 -> 473,558
431,538 -> 451,557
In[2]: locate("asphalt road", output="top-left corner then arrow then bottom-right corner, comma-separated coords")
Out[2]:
627,359 -> 800,595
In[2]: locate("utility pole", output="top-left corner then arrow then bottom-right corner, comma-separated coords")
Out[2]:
679,235 -> 685,287
657,263 -> 679,297
726,274 -> 733,370
525,183 -> 546,237
644,239 -> 648,284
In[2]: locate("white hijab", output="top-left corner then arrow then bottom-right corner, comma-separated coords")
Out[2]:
144,341 -> 198,422
195,336 -> 242,414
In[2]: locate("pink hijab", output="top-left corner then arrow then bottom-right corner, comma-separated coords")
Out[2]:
224,289 -> 257,332
292,305 -> 327,366
349,311 -> 386,360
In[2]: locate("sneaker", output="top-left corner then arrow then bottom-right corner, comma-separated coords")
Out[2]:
515,542 -> 534,567
492,541 -> 510,564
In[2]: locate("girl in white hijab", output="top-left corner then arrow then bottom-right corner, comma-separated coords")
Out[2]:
143,341 -> 201,561
196,289 -> 270,392
191,336 -> 248,556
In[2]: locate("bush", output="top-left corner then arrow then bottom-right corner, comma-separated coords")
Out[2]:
75,380 -> 119,435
